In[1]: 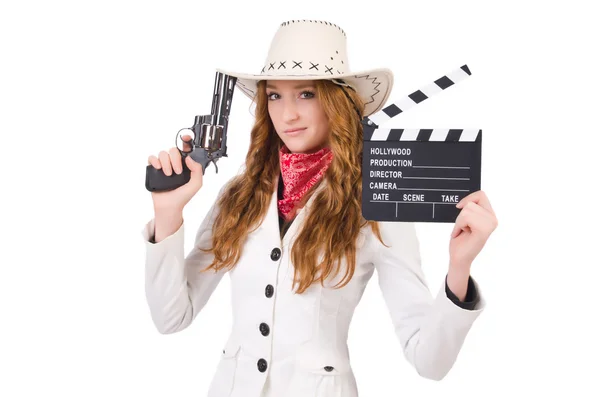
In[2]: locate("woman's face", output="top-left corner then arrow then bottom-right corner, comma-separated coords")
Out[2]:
265,80 -> 330,154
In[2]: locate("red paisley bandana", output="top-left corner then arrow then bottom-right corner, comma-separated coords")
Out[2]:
278,145 -> 333,221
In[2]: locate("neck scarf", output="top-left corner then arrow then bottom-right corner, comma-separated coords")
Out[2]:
278,145 -> 333,221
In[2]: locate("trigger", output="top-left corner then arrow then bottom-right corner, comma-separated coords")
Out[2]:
211,159 -> 219,173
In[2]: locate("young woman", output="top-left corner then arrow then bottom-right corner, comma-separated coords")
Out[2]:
142,19 -> 497,397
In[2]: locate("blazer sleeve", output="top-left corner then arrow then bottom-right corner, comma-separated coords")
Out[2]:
140,184 -> 229,334
373,221 -> 486,381
445,274 -> 480,310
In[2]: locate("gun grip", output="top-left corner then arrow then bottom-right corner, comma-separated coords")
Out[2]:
145,162 -> 193,192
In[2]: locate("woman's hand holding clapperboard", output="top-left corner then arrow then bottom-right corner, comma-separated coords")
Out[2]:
446,190 -> 498,299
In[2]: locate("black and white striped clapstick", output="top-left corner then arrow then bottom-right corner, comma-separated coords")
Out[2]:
364,64 -> 473,128
364,127 -> 481,142
361,64 -> 482,223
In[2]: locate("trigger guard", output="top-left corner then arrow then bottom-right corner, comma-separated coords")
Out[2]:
175,127 -> 195,153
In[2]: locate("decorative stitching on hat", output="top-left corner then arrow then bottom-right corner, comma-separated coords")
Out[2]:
353,74 -> 382,105
261,60 -> 344,74
261,59 -> 348,74
279,19 -> 346,37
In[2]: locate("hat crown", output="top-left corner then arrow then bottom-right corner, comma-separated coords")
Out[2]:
216,19 -> 394,117
260,20 -> 350,77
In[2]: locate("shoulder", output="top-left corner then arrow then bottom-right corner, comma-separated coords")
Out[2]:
213,175 -> 243,202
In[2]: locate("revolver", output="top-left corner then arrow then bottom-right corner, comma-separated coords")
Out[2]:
145,71 -> 237,192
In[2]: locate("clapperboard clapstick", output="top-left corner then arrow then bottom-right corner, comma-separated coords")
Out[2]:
361,64 -> 482,223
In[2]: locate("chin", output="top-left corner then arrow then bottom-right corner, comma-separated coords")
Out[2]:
287,143 -> 319,154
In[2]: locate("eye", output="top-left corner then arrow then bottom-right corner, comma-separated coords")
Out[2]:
266,92 -> 279,101
300,90 -> 315,99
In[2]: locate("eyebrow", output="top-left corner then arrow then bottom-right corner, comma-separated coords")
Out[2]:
265,82 -> 315,90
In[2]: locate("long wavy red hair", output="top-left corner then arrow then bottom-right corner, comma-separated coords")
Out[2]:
200,79 -> 387,293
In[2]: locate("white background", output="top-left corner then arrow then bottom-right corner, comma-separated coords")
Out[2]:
1,0 -> 598,396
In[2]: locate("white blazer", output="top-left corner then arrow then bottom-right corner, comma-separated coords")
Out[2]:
141,177 -> 486,397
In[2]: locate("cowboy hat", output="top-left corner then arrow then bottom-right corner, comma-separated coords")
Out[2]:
216,19 -> 394,117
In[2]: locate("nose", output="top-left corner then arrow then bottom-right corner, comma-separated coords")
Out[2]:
282,98 -> 300,122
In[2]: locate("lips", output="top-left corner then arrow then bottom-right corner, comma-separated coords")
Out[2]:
284,127 -> 307,134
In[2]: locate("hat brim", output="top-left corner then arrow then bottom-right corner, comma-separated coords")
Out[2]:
215,67 -> 393,117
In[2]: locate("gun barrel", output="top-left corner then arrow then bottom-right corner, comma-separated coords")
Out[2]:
210,72 -> 236,152
211,72 -> 237,124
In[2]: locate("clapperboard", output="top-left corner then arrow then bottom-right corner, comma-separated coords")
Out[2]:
361,64 -> 481,223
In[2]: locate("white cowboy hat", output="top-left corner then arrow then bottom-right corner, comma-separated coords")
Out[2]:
216,19 -> 394,118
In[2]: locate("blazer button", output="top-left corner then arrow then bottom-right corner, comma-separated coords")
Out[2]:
265,284 -> 274,298
270,248 -> 281,261
257,358 -> 268,373
259,322 -> 270,336
324,366 -> 334,372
